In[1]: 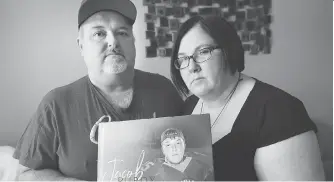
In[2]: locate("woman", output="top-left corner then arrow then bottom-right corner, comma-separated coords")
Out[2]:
170,15 -> 325,181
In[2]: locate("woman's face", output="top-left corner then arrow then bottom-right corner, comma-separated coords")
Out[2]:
178,24 -> 227,98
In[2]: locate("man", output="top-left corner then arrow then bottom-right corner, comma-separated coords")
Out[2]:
141,128 -> 214,181
13,0 -> 184,181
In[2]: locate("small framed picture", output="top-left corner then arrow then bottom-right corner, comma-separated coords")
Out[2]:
156,6 -> 167,17
245,20 -> 256,31
170,0 -> 182,5
187,0 -> 196,7
156,36 -> 168,47
147,5 -> 156,14
189,11 -> 199,17
166,33 -> 173,42
166,48 -> 173,57
198,7 -> 214,16
146,31 -> 155,39
145,13 -> 156,23
250,43 -> 259,55
150,39 -> 158,49
143,0 -> 154,6
236,11 -> 246,21
147,23 -> 155,31
162,0 -> 170,4
173,6 -> 184,18
250,31 -> 260,41
169,19 -> 180,31
157,48 -> 167,57
240,31 -> 250,42
236,0 -> 244,9
201,0 -> 213,6
146,46 -> 157,57
156,27 -> 166,36
242,44 -> 251,51
160,17 -> 169,27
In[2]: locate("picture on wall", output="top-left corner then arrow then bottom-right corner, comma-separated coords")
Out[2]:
143,0 -> 273,58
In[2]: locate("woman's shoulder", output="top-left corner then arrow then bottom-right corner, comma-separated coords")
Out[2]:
250,78 -> 302,105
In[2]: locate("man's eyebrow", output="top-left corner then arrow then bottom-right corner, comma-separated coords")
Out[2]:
90,25 -> 104,29
116,26 -> 130,31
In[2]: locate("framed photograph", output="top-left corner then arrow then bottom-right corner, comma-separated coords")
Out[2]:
147,5 -> 156,14
250,43 -> 259,55
146,46 -> 158,57
198,7 -> 214,16
156,36 -> 168,47
147,23 -> 155,31
156,6 -> 167,17
235,10 -> 246,21
173,6 -> 184,18
146,31 -> 155,39
240,31 -> 250,42
197,0 -> 212,6
145,13 -> 157,23
170,0 -> 182,6
143,0 -> 154,6
169,19 -> 180,31
157,48 -> 167,57
236,0 -> 244,9
166,48 -> 173,57
156,27 -> 166,36
150,39 -> 158,49
159,17 -> 169,27
242,44 -> 251,51
166,33 -> 173,42
97,115 -> 214,181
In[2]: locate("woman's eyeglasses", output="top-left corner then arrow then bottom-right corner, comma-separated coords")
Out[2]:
174,45 -> 220,70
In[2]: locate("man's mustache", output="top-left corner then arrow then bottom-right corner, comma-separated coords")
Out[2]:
106,49 -> 124,57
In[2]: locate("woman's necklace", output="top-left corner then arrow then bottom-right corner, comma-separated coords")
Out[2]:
200,73 -> 242,128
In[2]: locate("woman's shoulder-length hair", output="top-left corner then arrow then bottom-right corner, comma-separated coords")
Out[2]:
170,15 -> 245,98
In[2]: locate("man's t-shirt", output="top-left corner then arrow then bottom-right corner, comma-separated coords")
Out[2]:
13,69 -> 184,181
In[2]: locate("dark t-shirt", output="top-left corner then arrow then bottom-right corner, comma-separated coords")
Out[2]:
13,69 -> 184,181
182,79 -> 317,181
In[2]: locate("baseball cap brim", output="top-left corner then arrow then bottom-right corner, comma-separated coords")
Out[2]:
78,0 -> 137,28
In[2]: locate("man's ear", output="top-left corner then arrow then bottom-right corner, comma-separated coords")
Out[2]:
77,37 -> 84,56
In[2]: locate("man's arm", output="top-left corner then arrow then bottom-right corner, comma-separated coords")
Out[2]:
17,164 -> 85,181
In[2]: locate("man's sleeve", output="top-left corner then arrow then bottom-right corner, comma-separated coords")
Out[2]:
162,76 -> 185,116
13,101 -> 59,170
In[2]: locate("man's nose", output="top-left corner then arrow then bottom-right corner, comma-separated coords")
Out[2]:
106,33 -> 119,49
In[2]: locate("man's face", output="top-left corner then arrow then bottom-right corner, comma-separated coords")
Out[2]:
77,11 -> 136,85
162,137 -> 186,164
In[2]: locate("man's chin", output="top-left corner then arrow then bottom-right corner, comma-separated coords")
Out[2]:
102,64 -> 128,74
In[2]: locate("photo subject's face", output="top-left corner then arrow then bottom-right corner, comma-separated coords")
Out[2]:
79,11 -> 136,81
162,137 -> 186,164
178,24 -> 225,97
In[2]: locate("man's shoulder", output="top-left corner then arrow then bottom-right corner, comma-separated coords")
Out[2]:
41,76 -> 89,105
134,69 -> 172,88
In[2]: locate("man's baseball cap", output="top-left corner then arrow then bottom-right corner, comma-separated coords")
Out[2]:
78,0 -> 137,28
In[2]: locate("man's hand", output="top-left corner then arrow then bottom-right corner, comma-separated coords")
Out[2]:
17,164 -> 86,181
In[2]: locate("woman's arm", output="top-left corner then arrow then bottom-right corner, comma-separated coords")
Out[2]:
254,131 -> 325,180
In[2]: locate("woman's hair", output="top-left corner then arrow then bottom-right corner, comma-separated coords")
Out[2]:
170,15 -> 245,98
